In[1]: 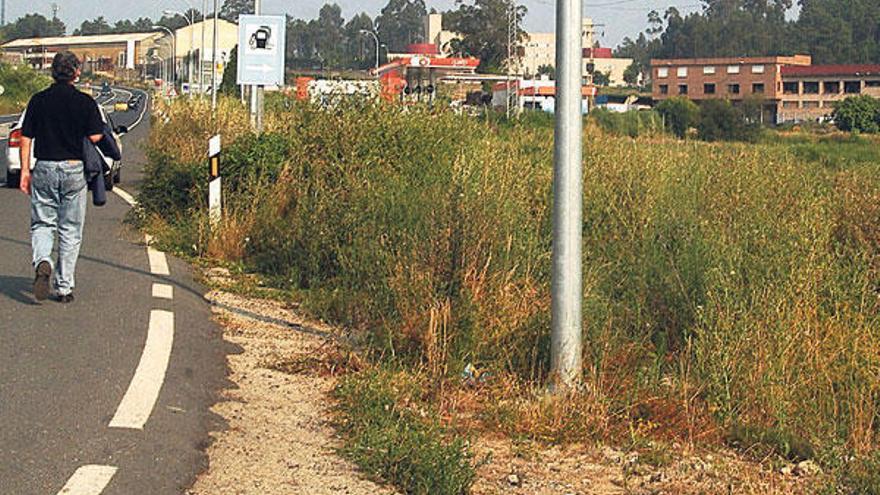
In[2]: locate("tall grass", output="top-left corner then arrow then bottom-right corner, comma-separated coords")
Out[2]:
0,64 -> 51,114
139,96 -> 880,472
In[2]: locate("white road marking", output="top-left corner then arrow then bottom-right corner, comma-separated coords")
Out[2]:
152,283 -> 174,300
111,186 -> 137,207
109,310 -> 175,430
56,465 -> 117,495
143,234 -> 170,276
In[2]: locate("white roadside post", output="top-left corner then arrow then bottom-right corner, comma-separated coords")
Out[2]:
208,135 -> 222,227
550,0 -> 584,390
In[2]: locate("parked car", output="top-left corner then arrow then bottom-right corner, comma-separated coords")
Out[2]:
3,105 -> 126,189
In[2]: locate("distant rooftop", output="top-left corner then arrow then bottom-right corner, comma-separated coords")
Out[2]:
781,64 -> 880,77
2,32 -> 162,49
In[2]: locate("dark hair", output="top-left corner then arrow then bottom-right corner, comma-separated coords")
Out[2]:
51,51 -> 81,83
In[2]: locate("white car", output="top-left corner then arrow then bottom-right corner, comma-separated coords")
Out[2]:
3,105 -> 125,188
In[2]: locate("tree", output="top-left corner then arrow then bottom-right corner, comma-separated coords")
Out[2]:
313,4 -> 346,67
697,99 -> 740,141
656,97 -> 700,138
622,62 -> 640,86
375,0 -> 426,53
2,13 -> 65,41
832,95 -> 880,133
344,13 -> 377,69
536,64 -> 555,79
75,17 -> 112,36
592,71 -> 611,86
220,44 -> 238,95
220,0 -> 254,22
445,0 -> 527,73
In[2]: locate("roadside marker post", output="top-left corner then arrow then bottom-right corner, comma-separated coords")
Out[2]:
208,135 -> 222,227
550,0 -> 584,390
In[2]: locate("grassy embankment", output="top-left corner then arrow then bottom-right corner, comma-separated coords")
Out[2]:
136,97 -> 880,494
0,64 -> 51,114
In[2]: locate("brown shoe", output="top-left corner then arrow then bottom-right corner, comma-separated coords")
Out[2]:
33,261 -> 51,301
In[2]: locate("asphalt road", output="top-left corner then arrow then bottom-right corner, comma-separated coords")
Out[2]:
0,89 -> 230,494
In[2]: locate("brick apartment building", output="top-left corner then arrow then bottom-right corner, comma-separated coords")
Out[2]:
651,55 -> 812,121
652,55 -> 880,123
779,65 -> 880,121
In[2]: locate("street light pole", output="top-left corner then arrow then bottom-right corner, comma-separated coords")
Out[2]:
549,0 -> 583,390
164,10 -> 195,94
200,0 -> 207,98
153,25 -> 177,90
359,29 -> 380,72
211,0 -> 219,111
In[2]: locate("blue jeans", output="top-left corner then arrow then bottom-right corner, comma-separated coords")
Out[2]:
30,160 -> 87,296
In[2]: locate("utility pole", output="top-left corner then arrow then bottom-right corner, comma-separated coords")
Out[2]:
249,0 -> 263,132
550,0 -> 583,390
211,0 -> 219,111
506,2 -> 517,119
201,0 -> 207,98
1,0 -> 5,27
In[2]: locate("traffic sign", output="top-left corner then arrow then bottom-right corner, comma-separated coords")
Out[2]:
237,15 -> 286,86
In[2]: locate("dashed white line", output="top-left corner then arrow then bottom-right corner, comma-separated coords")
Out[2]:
152,283 -> 174,300
56,465 -> 117,495
109,310 -> 175,430
144,234 -> 170,276
111,186 -> 137,207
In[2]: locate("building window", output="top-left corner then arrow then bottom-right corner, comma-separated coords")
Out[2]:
803,81 -> 819,94
825,81 -> 841,94
677,67 -> 688,78
783,101 -> 799,109
678,84 -> 688,95
657,67 -> 668,78
752,83 -> 765,94
845,81 -> 862,94
803,101 -> 820,109
727,65 -> 740,74
704,83 -> 716,94
728,83 -> 740,94
703,66 -> 716,75
659,84 -> 669,95
866,80 -> 880,88
752,65 -> 765,74
783,81 -> 798,94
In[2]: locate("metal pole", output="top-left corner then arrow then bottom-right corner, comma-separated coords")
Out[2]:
359,30 -> 379,71
201,0 -> 207,98
549,0 -> 583,390
250,0 -> 263,132
211,0 -> 219,111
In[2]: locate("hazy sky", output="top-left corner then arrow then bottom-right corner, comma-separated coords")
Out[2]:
14,1 -> 708,47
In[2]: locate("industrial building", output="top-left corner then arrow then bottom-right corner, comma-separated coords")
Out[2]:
0,32 -> 164,77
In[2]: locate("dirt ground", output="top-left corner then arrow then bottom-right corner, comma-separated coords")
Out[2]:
188,277 -> 828,495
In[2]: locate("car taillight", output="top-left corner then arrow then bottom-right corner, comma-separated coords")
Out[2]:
8,129 -> 21,148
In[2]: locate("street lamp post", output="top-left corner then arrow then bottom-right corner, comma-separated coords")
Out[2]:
359,29 -> 380,72
152,25 -> 177,90
164,9 -> 194,94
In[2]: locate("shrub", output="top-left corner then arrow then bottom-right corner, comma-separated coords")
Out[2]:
0,63 -> 51,113
590,108 -> 664,138
833,95 -> 880,133
656,96 -> 700,138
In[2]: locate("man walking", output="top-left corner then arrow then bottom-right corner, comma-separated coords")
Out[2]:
19,51 -> 104,303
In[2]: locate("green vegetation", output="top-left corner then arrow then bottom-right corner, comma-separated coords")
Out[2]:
0,64 -> 51,114
833,95 -> 880,133
655,96 -> 699,138
335,370 -> 476,495
588,108 -> 664,138
140,97 -> 880,491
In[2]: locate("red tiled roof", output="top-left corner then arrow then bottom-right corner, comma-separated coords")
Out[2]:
781,64 -> 880,77
584,47 -> 613,59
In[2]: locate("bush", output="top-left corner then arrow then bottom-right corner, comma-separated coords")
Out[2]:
833,95 -> 880,133
0,63 -> 51,114
589,108 -> 665,138
697,99 -> 762,142
656,96 -> 700,138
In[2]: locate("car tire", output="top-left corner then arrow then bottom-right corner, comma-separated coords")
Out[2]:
5,170 -> 19,188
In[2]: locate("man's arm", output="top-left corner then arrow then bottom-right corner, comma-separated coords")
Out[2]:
19,136 -> 32,195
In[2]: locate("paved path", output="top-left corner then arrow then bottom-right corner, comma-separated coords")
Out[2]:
0,89 -> 229,494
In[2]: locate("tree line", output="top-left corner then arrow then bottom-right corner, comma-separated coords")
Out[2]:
616,0 -> 880,86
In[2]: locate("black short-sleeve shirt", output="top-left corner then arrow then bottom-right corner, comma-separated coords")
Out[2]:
21,83 -> 104,161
